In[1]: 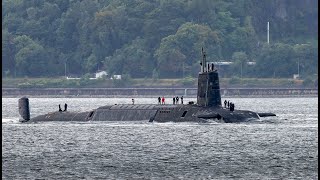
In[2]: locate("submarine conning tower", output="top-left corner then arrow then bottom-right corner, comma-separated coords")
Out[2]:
197,48 -> 222,107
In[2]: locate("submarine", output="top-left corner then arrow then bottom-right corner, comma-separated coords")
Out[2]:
18,48 -> 276,123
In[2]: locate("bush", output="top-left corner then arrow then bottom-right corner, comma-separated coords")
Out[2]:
79,73 -> 90,85
303,77 -> 314,87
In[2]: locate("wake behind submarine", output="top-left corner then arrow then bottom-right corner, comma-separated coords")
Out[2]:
18,48 -> 276,123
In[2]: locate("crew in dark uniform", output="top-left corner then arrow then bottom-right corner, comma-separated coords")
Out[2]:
227,101 -> 230,108
181,96 -> 183,104
176,96 -> 179,104
158,97 -> 161,104
173,97 -> 176,104
64,103 -> 68,111
230,103 -> 234,111
59,104 -> 62,112
224,100 -> 227,108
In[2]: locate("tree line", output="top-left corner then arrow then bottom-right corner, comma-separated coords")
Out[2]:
2,0 -> 318,79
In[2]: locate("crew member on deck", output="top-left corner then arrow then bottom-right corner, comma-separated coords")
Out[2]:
132,99 -> 135,105
64,103 -> 68,111
161,96 -> 165,104
59,104 -> 62,112
173,97 -> 176,104
181,96 -> 183,104
176,96 -> 179,104
158,97 -> 161,104
230,103 -> 234,111
224,100 -> 227,108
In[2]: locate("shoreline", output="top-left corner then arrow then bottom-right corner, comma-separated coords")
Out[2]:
2,87 -> 317,98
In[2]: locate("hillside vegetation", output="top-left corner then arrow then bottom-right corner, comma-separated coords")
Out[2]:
2,0 -> 318,82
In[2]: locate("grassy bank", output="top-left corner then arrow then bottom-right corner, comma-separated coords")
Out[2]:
2,77 -> 317,88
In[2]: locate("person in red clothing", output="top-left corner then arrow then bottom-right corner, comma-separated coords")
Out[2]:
161,96 -> 165,104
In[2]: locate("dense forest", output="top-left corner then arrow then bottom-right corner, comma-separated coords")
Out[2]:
2,0 -> 318,79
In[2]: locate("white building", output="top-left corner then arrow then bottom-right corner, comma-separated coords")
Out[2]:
111,75 -> 122,80
95,71 -> 108,79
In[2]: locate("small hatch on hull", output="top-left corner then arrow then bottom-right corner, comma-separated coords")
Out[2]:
181,111 -> 188,117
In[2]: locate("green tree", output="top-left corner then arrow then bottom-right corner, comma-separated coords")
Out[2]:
225,16 -> 258,59
105,38 -> 152,78
13,35 -> 47,77
84,53 -> 98,73
155,22 -> 221,78
2,29 -> 15,76
2,0 -> 318,79
255,43 -> 296,78
293,43 -> 318,77
231,51 -> 248,78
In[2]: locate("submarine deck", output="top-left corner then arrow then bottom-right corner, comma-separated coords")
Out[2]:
29,104 -> 274,123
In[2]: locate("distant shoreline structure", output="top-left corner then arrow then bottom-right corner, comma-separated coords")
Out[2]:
2,87 -> 317,98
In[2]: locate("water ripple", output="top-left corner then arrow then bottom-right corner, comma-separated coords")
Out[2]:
2,97 -> 318,179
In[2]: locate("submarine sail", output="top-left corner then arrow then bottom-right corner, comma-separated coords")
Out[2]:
197,48 -> 222,107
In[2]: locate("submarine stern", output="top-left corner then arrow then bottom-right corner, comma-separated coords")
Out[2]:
18,97 -> 30,122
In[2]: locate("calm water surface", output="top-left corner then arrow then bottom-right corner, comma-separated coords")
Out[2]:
2,97 -> 318,179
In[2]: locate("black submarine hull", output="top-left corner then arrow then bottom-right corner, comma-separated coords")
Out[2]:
25,104 -> 274,123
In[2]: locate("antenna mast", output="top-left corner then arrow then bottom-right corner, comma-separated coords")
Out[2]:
267,21 -> 270,44
201,47 -> 207,73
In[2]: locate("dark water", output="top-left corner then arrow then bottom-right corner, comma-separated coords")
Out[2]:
2,97 -> 318,179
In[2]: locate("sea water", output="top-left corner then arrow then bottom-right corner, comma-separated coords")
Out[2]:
2,97 -> 318,179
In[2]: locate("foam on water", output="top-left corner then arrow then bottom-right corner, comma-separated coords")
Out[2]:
2,118 -> 19,124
